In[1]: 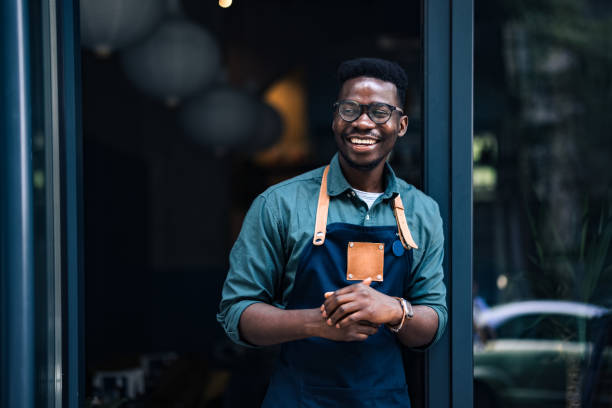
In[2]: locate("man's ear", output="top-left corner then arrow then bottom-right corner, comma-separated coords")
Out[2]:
398,115 -> 409,137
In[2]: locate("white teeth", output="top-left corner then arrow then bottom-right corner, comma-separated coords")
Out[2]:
350,138 -> 377,145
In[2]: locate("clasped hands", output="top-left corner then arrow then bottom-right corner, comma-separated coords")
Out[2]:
318,277 -> 404,341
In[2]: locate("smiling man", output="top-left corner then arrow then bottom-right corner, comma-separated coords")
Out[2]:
217,58 -> 447,407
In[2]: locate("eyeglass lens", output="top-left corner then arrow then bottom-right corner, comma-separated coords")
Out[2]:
337,101 -> 393,124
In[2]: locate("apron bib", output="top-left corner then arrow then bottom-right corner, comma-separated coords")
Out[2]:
262,165 -> 417,408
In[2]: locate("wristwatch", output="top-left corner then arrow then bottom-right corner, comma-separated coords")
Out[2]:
387,297 -> 414,333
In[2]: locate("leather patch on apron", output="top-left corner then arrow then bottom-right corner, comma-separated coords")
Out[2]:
346,242 -> 384,281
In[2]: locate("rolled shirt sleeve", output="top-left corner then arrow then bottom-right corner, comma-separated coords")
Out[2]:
216,195 -> 286,347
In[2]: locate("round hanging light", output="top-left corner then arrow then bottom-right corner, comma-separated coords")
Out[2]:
179,87 -> 282,152
120,18 -> 221,106
80,0 -> 164,57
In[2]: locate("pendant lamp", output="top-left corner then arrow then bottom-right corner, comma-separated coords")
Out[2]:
179,87 -> 282,152
80,0 -> 164,57
120,0 -> 221,106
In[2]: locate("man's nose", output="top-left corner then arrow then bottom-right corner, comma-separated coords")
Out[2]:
352,111 -> 376,129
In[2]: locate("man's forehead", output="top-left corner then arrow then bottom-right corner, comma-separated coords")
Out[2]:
338,76 -> 399,102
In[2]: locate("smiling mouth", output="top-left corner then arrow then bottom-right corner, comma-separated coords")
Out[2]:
349,137 -> 379,146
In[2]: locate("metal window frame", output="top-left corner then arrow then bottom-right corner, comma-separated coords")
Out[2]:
56,0 -> 84,407
1,0 -> 36,406
1,0 -> 83,406
423,0 -> 474,407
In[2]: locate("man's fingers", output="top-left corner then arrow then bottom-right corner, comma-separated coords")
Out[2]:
333,278 -> 372,297
335,310 -> 366,328
351,333 -> 369,342
320,304 -> 328,318
323,293 -> 356,318
327,301 -> 360,326
321,279 -> 373,319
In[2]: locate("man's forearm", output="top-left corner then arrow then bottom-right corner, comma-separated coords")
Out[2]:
395,305 -> 438,348
239,302 -> 323,346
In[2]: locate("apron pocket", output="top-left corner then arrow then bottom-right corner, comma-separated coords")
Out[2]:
346,241 -> 385,281
301,384 -> 410,408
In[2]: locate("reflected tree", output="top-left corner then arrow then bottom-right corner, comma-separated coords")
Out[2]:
497,1 -> 612,405
500,0 -> 612,304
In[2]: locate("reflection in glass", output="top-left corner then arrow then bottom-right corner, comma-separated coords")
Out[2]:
474,1 -> 612,407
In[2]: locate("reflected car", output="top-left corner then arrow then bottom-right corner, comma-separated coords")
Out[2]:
473,300 -> 612,408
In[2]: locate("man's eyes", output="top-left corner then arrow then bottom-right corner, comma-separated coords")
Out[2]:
372,109 -> 390,117
339,103 -> 390,118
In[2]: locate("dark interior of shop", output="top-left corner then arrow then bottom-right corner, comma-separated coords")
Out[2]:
81,1 -> 424,406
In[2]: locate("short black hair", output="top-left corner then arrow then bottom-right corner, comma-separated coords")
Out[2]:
337,57 -> 408,107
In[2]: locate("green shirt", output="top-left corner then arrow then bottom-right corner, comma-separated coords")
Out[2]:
217,154 -> 447,348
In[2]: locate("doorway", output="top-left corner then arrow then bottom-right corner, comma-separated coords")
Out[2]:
80,1 -> 425,406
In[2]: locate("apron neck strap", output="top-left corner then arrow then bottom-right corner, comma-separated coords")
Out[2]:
313,166 -> 331,246
312,165 -> 418,250
391,195 -> 419,249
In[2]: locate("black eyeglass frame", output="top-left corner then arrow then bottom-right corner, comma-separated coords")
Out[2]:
333,100 -> 405,124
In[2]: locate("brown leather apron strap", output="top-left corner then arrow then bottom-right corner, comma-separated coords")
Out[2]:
312,165 -> 418,250
313,166 -> 330,246
392,195 -> 419,250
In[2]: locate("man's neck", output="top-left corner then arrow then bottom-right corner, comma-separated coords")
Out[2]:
338,155 -> 386,193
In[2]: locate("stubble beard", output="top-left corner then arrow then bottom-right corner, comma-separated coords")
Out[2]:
338,148 -> 386,171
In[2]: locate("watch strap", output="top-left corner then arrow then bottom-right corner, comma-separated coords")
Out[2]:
387,297 -> 412,333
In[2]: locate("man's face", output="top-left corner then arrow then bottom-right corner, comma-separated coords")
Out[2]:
332,76 -> 408,171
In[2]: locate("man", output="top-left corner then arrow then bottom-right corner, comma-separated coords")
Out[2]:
217,58 -> 447,407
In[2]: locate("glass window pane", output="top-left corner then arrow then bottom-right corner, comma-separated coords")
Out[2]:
474,1 -> 612,407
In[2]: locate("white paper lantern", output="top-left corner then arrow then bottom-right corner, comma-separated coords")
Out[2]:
180,87 -> 281,151
120,18 -> 221,106
80,0 -> 164,57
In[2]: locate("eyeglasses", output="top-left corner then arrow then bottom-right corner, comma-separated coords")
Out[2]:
333,100 -> 404,124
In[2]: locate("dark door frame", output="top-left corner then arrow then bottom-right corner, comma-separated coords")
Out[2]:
424,0 -> 474,407
58,0 -> 85,406
1,0 -> 36,406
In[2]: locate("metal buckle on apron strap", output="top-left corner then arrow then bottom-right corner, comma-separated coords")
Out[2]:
391,195 -> 419,250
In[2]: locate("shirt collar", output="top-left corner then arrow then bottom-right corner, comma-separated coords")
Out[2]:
326,153 -> 400,200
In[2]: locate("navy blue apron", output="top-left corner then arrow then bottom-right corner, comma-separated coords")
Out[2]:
262,166 -> 416,408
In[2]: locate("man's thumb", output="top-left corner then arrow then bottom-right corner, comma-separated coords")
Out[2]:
362,277 -> 372,286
